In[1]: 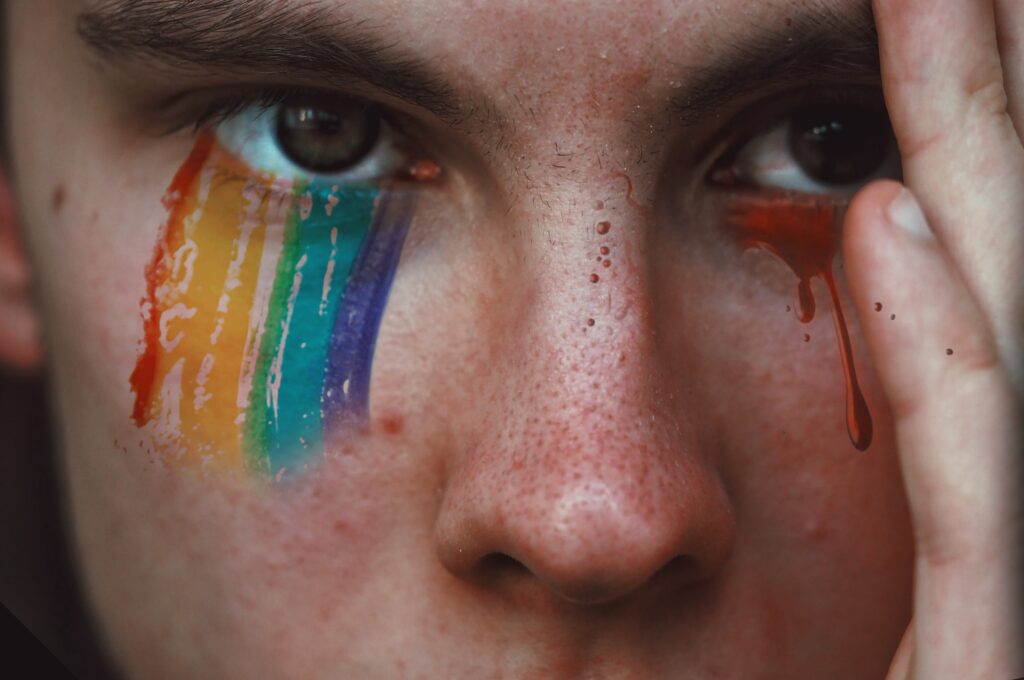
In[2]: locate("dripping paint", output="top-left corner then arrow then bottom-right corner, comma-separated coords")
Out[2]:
129,133 -> 415,480
728,197 -> 873,451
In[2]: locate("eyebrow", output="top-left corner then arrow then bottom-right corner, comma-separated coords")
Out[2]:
672,1 -> 880,126
77,0 -> 879,135
76,0 -> 463,124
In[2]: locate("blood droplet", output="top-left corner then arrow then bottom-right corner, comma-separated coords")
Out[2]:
587,318 -> 595,327
729,199 -> 873,451
602,259 -> 611,268
596,221 -> 611,235
590,273 -> 600,283
600,246 -> 610,255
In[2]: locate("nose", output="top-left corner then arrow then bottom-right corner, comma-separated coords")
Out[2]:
434,203 -> 736,605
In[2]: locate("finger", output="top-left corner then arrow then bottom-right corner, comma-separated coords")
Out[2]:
883,622 -> 914,680
995,0 -> 1024,131
873,0 -> 1024,382
844,181 -> 1023,678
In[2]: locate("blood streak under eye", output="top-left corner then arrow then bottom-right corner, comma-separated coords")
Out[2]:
729,198 -> 873,451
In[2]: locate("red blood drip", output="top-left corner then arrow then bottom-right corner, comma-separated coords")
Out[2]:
596,220 -> 611,235
599,246 -> 610,255
129,134 -> 215,426
730,198 -> 873,451
590,273 -> 600,283
611,170 -> 652,216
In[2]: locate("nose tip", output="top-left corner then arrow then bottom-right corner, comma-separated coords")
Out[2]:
436,458 -> 736,606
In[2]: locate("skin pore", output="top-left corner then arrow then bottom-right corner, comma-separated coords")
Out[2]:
3,0 -> 1020,678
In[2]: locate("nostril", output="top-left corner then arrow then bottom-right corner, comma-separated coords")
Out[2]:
479,552 -> 529,574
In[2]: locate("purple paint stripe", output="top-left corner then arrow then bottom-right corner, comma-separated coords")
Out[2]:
321,189 -> 416,425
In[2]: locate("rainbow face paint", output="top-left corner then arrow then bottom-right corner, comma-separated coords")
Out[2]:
130,134 -> 415,480
728,197 -> 873,451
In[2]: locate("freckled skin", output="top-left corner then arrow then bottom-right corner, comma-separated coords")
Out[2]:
8,1 -> 913,679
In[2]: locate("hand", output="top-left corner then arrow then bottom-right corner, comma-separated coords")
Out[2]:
843,1 -> 1023,678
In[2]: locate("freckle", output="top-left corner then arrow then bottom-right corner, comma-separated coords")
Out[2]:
890,314 -> 896,320
590,273 -> 600,283
594,200 -> 604,210
596,220 -> 611,235
874,302 -> 883,312
379,414 -> 404,435
587,318 -> 595,326
51,184 -> 65,213
946,348 -> 953,356
600,246 -> 610,255
602,259 -> 611,268
803,333 -> 810,342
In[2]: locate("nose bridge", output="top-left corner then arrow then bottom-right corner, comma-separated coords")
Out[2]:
434,171 -> 735,604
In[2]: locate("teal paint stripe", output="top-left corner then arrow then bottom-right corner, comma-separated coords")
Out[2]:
263,182 -> 378,478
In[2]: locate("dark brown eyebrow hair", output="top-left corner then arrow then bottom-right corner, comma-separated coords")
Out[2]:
76,0 -> 464,124
77,0 -> 879,133
672,1 -> 880,126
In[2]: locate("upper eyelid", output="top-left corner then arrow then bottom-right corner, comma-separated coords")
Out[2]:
699,85 -> 889,175
157,84 -> 404,138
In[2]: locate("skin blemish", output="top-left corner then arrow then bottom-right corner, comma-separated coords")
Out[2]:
873,302 -> 882,312
728,197 -> 873,451
130,133 -> 416,481
587,318 -> 595,327
51,184 -> 65,213
406,159 -> 442,182
596,220 -> 611,235
946,348 -> 953,356
599,246 -> 610,256
803,333 -> 811,343
378,413 -> 405,435
590,273 -> 600,283
890,313 -> 896,320
594,199 -> 604,210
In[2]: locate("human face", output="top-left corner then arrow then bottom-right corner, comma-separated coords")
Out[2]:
5,0 -> 913,677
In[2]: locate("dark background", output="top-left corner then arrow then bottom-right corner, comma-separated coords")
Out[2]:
1,368 -> 120,679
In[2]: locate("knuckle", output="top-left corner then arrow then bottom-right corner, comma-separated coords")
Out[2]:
963,69 -> 1011,120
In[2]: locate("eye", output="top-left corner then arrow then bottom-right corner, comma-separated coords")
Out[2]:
709,94 -> 901,195
215,95 -> 412,183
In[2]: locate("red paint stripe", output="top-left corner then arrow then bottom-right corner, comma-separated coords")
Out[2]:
129,134 -> 215,426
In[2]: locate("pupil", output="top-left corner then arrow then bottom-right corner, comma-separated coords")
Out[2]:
276,101 -> 380,173
787,104 -> 891,185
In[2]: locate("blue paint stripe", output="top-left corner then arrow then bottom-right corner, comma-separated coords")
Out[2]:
321,189 -> 415,427
264,183 -> 378,476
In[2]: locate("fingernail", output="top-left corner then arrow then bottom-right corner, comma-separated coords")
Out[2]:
886,187 -> 933,239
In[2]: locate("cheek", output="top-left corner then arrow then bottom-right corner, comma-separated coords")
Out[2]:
650,199 -> 910,562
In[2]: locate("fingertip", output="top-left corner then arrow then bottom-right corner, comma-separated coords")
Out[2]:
842,180 -> 906,291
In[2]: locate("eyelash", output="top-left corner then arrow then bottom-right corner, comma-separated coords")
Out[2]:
167,85 -> 329,135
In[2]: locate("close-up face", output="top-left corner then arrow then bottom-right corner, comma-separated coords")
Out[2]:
5,0 -> 921,677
